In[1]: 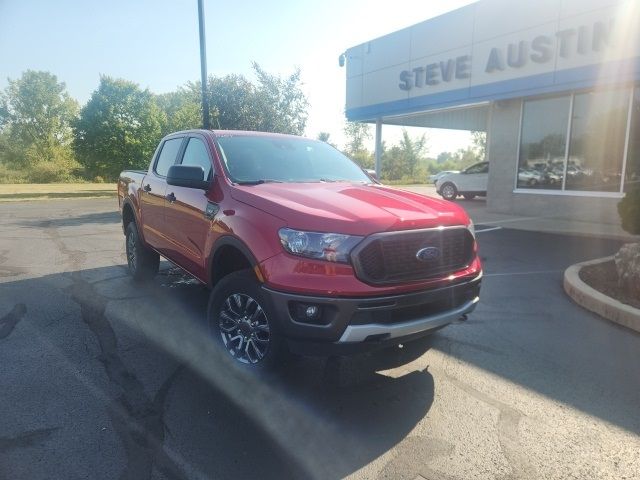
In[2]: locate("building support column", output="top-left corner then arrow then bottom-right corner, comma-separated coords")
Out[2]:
375,118 -> 382,177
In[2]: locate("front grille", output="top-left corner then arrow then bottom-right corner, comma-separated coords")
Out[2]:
351,227 -> 474,285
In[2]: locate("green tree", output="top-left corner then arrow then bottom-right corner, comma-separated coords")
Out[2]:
73,76 -> 165,180
317,131 -> 331,142
252,63 -> 308,135
200,63 -> 308,134
471,131 -> 486,160
343,121 -> 371,154
436,151 -> 454,164
316,131 -> 337,148
0,70 -> 79,181
343,121 -> 374,168
398,129 -> 427,176
155,88 -> 201,135
381,144 -> 408,180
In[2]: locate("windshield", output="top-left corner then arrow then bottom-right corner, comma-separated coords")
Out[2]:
216,135 -> 371,183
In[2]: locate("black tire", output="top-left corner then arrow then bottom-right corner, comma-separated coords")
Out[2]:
462,194 -> 476,200
440,182 -> 458,200
125,222 -> 159,282
208,269 -> 287,370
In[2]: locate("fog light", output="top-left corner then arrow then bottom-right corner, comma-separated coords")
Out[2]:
291,302 -> 323,324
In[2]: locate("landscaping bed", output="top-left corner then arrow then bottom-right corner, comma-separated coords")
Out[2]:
579,260 -> 640,310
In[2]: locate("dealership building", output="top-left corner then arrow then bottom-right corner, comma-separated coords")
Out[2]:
343,0 -> 639,223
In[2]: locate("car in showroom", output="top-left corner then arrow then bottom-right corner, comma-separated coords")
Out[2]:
435,161 -> 489,200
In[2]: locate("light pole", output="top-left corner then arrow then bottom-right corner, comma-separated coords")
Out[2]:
197,0 -> 210,129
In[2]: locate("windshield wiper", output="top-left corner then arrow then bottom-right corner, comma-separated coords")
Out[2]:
235,179 -> 283,185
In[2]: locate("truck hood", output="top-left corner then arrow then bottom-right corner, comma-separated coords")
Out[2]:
231,182 -> 470,235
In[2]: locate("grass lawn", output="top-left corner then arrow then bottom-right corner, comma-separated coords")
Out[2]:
0,183 -> 117,201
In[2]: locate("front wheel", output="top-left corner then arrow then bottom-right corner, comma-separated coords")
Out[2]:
125,222 -> 159,282
208,270 -> 286,369
440,182 -> 458,200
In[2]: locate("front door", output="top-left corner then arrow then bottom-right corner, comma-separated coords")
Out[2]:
460,161 -> 489,192
163,135 -> 218,280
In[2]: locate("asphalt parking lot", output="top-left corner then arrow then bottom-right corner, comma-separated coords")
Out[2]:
1,198 -> 639,480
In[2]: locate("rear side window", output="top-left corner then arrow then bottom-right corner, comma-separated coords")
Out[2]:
466,162 -> 488,174
181,137 -> 212,180
155,138 -> 183,176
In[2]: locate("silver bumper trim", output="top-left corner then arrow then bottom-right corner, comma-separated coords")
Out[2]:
337,296 -> 479,343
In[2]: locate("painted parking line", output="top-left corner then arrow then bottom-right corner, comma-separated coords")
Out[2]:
483,269 -> 563,277
475,226 -> 503,234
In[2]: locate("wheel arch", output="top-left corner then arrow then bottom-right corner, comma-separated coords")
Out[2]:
121,200 -> 136,231
208,236 -> 260,288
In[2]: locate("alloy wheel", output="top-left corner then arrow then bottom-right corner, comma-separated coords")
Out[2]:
126,231 -> 136,271
219,293 -> 270,364
442,184 -> 456,200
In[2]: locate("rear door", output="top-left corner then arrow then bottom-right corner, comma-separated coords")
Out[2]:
139,136 -> 185,251
163,134 -> 216,280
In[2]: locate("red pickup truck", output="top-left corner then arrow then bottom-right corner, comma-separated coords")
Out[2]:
118,130 -> 481,368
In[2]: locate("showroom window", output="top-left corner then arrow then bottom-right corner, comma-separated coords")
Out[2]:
517,86 -> 635,195
625,86 -> 640,192
566,89 -> 629,192
517,96 -> 570,190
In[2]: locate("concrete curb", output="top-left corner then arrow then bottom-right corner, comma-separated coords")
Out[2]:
564,256 -> 640,334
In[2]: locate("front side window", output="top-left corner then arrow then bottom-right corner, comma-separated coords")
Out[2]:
465,162 -> 488,174
181,137 -> 212,180
566,89 -> 629,192
517,96 -> 570,190
215,135 -> 370,184
155,137 -> 183,177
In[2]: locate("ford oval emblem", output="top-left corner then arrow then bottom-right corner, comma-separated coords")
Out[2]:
416,246 -> 441,262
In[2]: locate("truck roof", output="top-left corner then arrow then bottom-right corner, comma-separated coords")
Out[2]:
169,129 -> 308,141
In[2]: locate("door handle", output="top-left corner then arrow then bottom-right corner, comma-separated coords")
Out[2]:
166,192 -> 176,203
143,184 -> 152,192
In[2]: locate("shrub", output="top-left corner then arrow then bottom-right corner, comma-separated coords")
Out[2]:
618,188 -> 640,235
0,163 -> 29,183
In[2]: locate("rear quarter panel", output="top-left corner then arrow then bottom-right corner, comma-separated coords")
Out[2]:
118,170 -> 146,234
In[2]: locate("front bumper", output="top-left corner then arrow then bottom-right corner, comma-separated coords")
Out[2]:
261,273 -> 481,356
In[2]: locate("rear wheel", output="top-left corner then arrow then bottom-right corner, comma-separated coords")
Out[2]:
125,222 -> 159,282
208,270 -> 286,369
440,182 -> 458,200
462,194 -> 476,200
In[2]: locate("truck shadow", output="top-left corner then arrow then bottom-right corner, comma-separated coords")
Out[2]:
21,211 -> 121,228
0,264 -> 435,480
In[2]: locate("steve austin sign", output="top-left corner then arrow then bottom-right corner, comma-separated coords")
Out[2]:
398,19 -> 615,91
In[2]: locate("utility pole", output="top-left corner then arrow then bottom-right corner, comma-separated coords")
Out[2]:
197,0 -> 210,129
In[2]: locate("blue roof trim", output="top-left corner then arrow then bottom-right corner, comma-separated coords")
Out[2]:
346,56 -> 640,122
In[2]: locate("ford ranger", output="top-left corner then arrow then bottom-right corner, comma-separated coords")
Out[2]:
118,130 -> 481,368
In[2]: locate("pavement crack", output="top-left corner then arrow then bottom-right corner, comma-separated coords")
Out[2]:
443,372 -> 536,480
0,427 -> 60,453
0,303 -> 27,339
0,249 -> 26,277
41,220 -> 187,480
68,275 -> 186,480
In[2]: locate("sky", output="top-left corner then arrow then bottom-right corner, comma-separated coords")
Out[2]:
0,0 -> 476,156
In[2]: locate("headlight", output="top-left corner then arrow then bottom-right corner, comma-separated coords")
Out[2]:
278,228 -> 363,263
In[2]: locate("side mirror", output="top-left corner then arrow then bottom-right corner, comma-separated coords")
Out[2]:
166,165 -> 210,190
